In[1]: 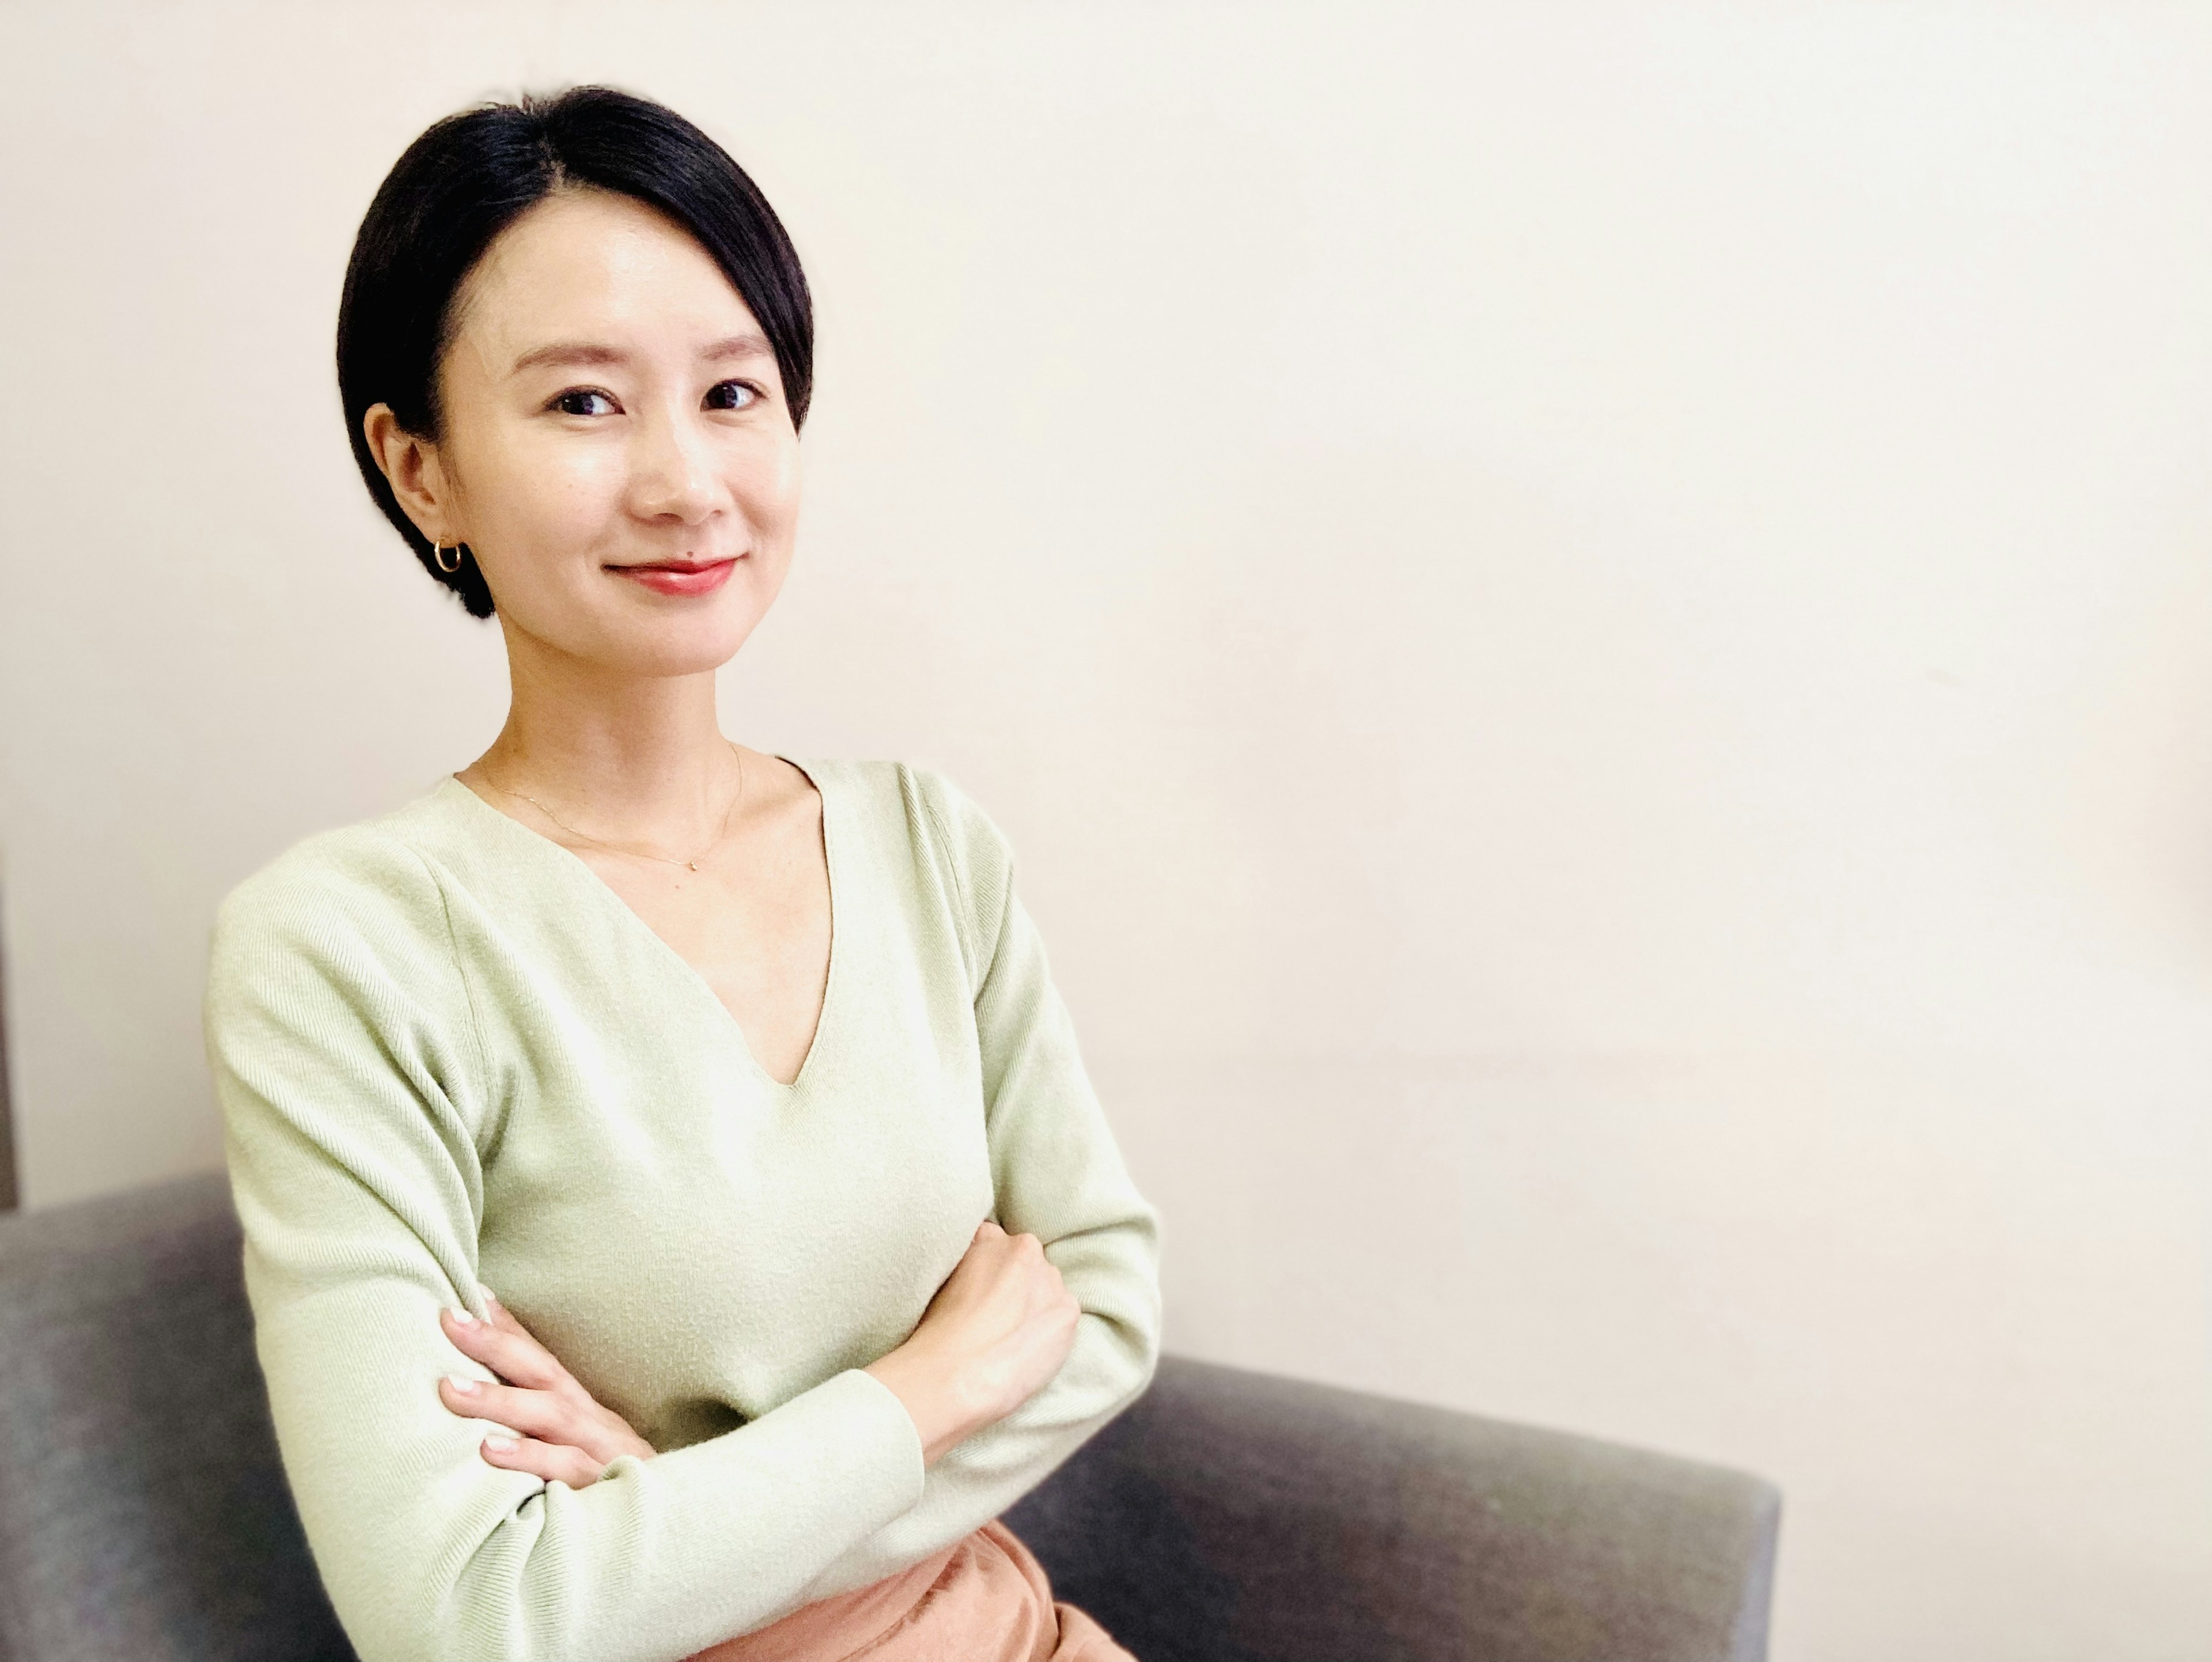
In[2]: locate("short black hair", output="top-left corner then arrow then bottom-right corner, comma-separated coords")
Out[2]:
335,85 -> 813,618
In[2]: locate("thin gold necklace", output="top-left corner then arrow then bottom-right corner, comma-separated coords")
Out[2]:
483,740 -> 747,873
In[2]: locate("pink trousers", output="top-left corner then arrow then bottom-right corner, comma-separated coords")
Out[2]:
683,1519 -> 1135,1662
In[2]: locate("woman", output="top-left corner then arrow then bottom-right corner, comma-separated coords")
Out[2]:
202,85 -> 1161,1662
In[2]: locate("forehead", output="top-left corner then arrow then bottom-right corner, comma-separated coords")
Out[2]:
449,186 -> 761,361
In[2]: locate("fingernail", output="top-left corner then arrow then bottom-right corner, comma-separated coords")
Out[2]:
477,1284 -> 501,1308
448,1305 -> 478,1327
484,1434 -> 516,1452
445,1373 -> 480,1395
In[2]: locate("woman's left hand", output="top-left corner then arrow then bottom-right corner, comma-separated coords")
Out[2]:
437,1287 -> 656,1487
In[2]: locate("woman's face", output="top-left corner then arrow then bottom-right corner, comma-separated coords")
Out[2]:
370,185 -> 802,676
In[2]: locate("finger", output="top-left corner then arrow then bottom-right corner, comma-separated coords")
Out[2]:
471,1286 -> 559,1361
477,1429 -> 607,1489
438,1376 -> 654,1467
442,1304 -> 569,1391
439,1375 -> 592,1448
476,1284 -> 529,1339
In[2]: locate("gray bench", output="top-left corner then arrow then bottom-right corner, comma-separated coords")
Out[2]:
0,1172 -> 1779,1661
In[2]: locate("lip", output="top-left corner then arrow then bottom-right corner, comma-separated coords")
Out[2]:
608,555 -> 741,597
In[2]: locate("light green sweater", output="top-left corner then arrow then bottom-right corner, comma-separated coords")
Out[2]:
201,758 -> 1162,1662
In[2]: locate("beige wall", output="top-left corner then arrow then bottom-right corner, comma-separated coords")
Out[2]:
3,4 -> 2208,1659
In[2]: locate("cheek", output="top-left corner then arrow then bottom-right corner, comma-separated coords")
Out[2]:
731,435 -> 803,535
495,432 -> 624,538
460,433 -> 630,592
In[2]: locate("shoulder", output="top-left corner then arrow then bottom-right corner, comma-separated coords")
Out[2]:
802,756 -> 1021,972
799,755 -> 1014,877
203,796 -> 490,1146
207,803 -> 458,998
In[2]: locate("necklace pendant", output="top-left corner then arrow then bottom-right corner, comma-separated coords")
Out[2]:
687,860 -> 699,872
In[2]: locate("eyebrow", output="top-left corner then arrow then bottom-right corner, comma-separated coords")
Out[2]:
508,332 -> 775,376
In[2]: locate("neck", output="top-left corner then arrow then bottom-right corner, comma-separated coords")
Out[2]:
466,624 -> 744,843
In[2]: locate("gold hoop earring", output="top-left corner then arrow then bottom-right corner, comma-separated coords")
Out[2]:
433,540 -> 462,574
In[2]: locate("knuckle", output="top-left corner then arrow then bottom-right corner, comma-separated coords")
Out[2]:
484,1337 -> 556,1387
461,1384 -> 566,1443
440,1374 -> 498,1413
510,1398 -> 573,1441
502,1435 -> 555,1470
445,1311 -> 491,1349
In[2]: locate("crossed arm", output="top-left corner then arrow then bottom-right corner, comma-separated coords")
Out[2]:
432,1216 -> 1081,1490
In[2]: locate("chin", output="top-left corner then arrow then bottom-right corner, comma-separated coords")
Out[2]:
501,597 -> 753,678
613,612 -> 763,679
503,566 -> 782,676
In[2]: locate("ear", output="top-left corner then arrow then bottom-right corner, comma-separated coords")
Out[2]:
362,403 -> 460,546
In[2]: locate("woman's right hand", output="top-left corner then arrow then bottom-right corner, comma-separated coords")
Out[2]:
864,1219 -> 1081,1466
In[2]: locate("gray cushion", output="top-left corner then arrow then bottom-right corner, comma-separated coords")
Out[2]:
0,1171 -> 353,1661
1007,1357 -> 1779,1662
1,1171 -> 1778,1662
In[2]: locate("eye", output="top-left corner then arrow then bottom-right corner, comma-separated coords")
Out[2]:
704,380 -> 761,412
551,388 -> 618,417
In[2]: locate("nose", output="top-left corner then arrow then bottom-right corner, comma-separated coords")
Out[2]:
626,402 -> 724,527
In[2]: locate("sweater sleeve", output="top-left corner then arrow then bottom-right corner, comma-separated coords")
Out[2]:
203,830 -> 927,1662
791,769 -> 1164,1601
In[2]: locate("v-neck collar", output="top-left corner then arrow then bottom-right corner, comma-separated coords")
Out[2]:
430,754 -> 841,1096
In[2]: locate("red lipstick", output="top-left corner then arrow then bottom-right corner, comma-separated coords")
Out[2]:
609,556 -> 740,597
